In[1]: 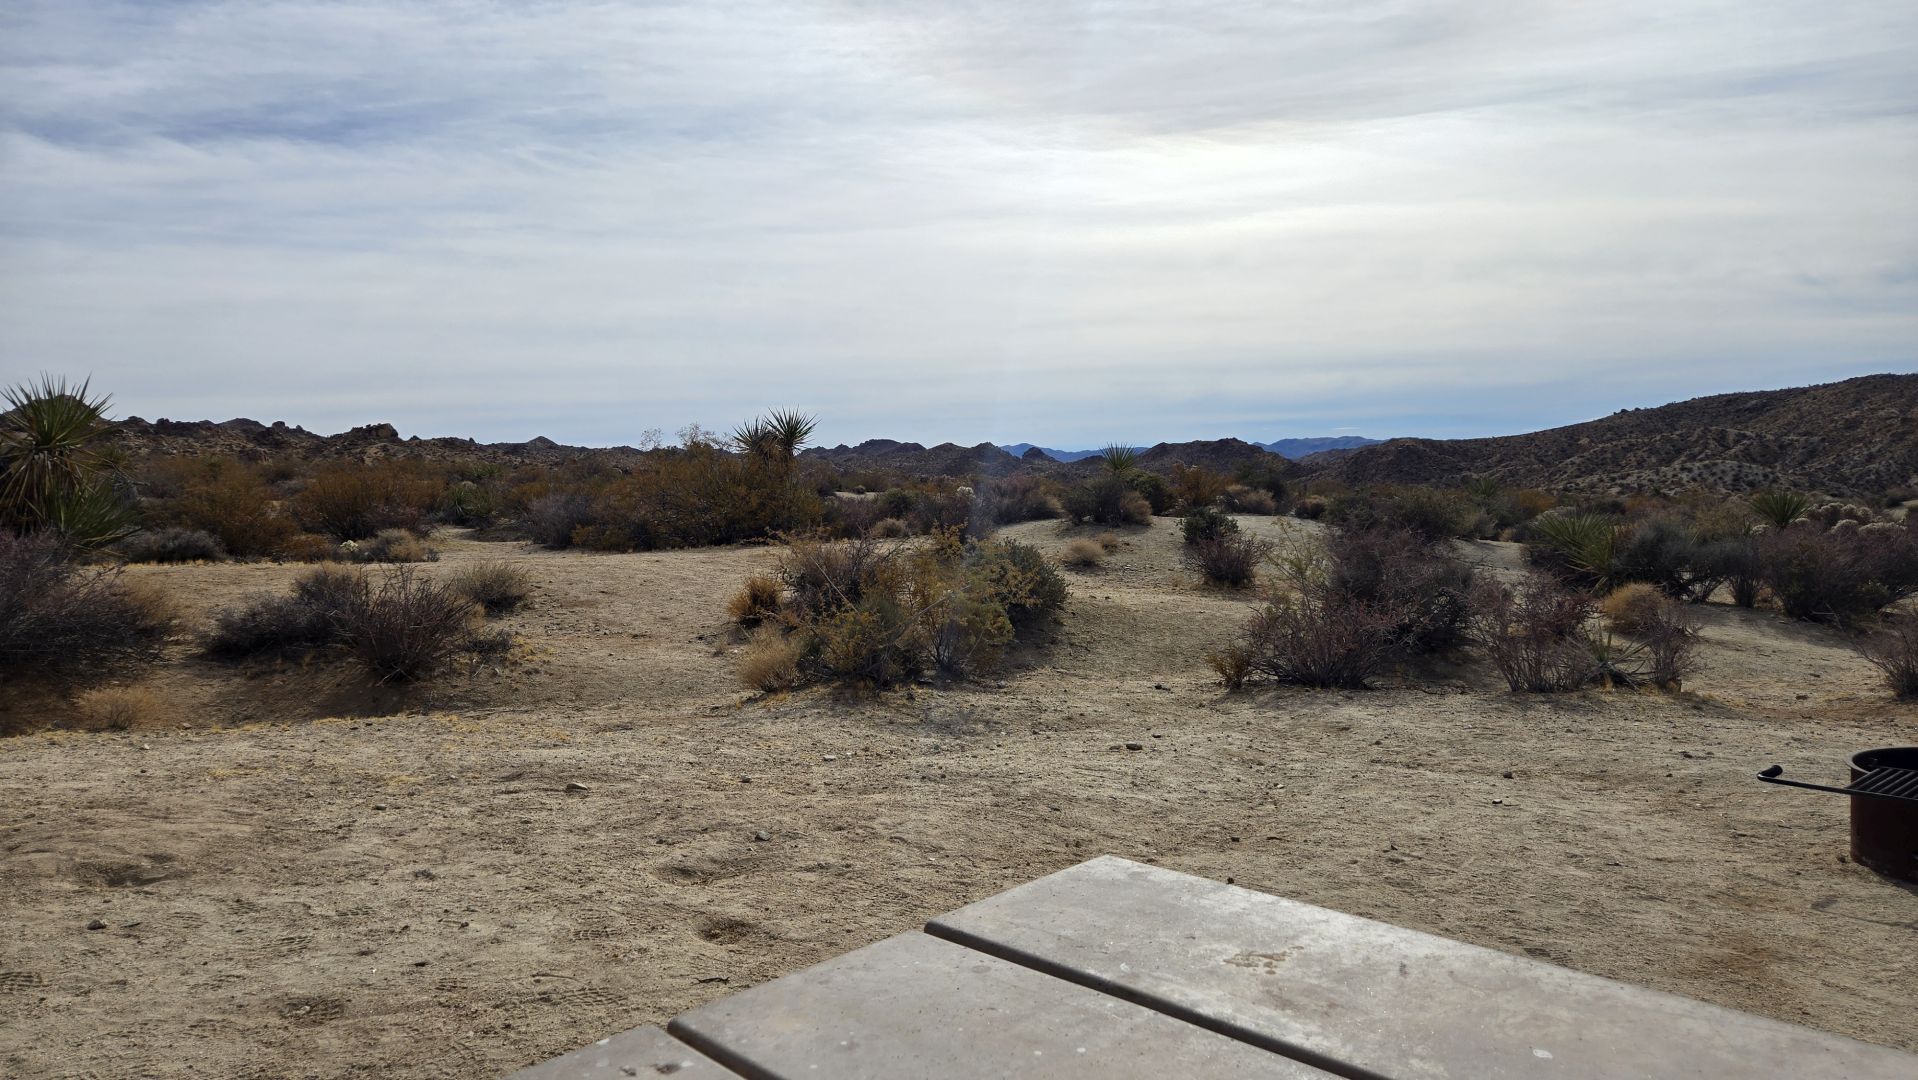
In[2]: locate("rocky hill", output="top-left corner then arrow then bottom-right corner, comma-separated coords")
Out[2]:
1300,374 -> 1918,496
106,417 -> 651,467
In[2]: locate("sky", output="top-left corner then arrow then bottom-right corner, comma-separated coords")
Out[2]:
2,1 -> 1914,449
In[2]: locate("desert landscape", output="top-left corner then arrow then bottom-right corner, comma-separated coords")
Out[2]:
4,406 -> 1917,1077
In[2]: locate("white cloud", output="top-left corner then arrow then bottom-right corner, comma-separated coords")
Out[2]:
1,1 -> 1913,445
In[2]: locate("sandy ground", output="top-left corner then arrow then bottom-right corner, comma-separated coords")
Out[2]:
2,517 -> 1915,1078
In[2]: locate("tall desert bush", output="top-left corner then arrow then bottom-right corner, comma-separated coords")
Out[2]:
0,532 -> 172,675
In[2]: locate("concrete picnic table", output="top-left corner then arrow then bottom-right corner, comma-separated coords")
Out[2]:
510,855 -> 1916,1078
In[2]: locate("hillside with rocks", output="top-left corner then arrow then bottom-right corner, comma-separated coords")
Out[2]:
107,416 -> 650,468
1300,374 -> 1918,496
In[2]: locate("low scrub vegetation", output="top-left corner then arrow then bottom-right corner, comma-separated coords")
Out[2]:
206,565 -> 498,681
1180,505 -> 1239,545
0,532 -> 173,677
119,527 -> 226,564
1061,474 -> 1151,527
449,560 -> 532,615
1855,615 -> 1918,698
731,529 -> 1066,689
1061,538 -> 1106,568
1192,532 -> 1268,587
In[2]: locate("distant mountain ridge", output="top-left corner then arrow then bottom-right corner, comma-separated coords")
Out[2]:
1000,436 -> 1380,462
1299,374 -> 1918,496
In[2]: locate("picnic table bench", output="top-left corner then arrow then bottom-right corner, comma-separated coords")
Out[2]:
510,855 -> 1915,1078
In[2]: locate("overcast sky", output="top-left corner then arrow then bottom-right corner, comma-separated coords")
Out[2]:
3,2 -> 1914,448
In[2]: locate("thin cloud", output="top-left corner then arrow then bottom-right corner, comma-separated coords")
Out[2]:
1,1 -> 1913,446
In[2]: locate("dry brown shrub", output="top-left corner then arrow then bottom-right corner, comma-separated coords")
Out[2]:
738,627 -> 801,691
1601,583 -> 1665,636
1061,538 -> 1106,568
449,560 -> 531,615
1096,531 -> 1120,552
870,517 -> 909,539
74,686 -> 166,731
277,533 -> 340,562
727,573 -> 782,624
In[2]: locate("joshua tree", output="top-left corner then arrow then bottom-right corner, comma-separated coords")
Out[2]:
0,376 -> 135,547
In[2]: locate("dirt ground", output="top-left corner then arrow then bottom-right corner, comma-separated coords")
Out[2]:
2,517 -> 1915,1078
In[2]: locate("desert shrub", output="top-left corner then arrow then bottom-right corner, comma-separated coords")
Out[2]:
870,517 -> 909,539
1061,475 -> 1150,526
1608,517 -> 1704,597
1323,525 -> 1475,655
1855,615 -> 1918,698
341,528 -> 436,564
1641,603 -> 1700,689
450,560 -> 532,615
727,572 -> 782,624
1384,487 -> 1474,543
0,532 -> 173,675
337,567 -> 480,682
73,686 -> 165,731
1471,575 -> 1600,692
161,461 -> 297,557
1757,523 -> 1918,622
277,533 -> 340,562
1180,505 -> 1240,545
1219,485 -> 1278,515
1193,533 -> 1269,588
1097,531 -> 1120,552
1601,583 -> 1665,635
738,626 -> 802,691
1695,534 -> 1762,607
1125,470 -> 1174,515
1884,485 -> 1917,509
205,566 -> 363,658
292,461 -> 441,541
119,527 -> 225,564
1170,465 -> 1229,512
1232,460 -> 1290,507
527,492 -> 594,548
744,531 -> 1064,688
440,480 -> 502,527
1061,538 -> 1106,568
1221,590 -> 1396,689
1750,490 -> 1811,529
1292,495 -> 1327,520
971,474 -> 1060,528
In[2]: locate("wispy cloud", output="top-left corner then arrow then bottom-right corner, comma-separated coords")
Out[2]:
2,1 -> 1913,444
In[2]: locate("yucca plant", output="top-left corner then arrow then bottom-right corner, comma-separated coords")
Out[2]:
1750,490 -> 1811,529
1100,444 -> 1139,474
730,410 -> 818,465
0,375 -> 135,548
1529,512 -> 1620,590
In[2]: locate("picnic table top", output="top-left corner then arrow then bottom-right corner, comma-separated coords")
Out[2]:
511,855 -> 1916,1079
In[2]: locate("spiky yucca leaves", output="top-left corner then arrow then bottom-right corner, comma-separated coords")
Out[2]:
1750,490 -> 1811,529
1100,444 -> 1139,474
730,410 -> 818,464
1529,512 -> 1620,590
0,376 -> 135,547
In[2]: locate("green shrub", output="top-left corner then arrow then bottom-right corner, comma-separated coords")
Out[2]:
1526,512 -> 1619,588
1061,475 -> 1150,526
1180,505 -> 1239,545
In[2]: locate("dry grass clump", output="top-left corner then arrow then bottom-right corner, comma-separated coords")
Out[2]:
73,686 -> 166,731
1856,615 -> 1918,698
1096,532 -> 1120,553
1219,485 -> 1278,515
1601,583 -> 1665,636
277,533 -> 340,563
738,626 -> 802,691
727,573 -> 782,625
341,528 -> 436,564
869,517 -> 909,539
448,560 -> 531,615
1061,538 -> 1106,568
